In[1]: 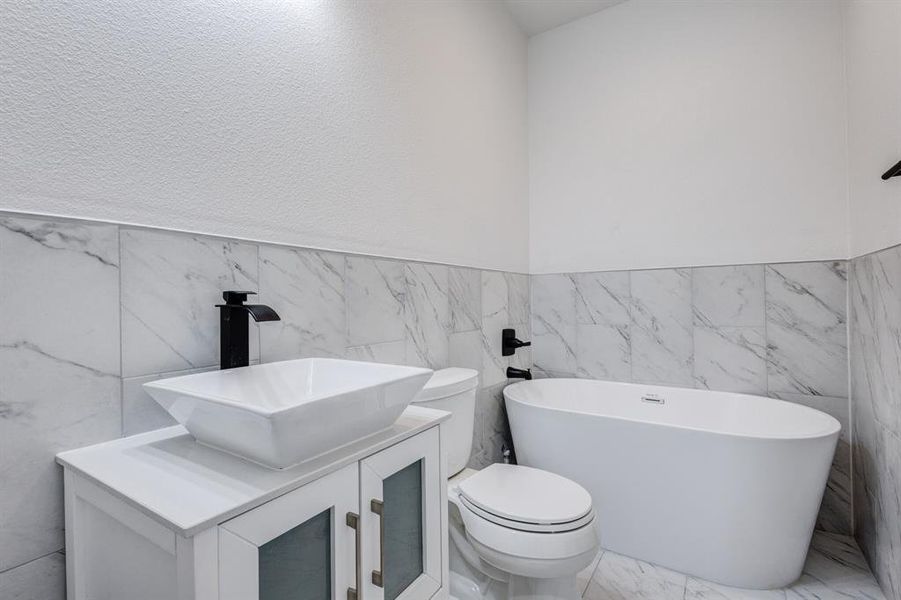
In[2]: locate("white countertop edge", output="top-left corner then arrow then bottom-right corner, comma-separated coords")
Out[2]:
57,406 -> 450,537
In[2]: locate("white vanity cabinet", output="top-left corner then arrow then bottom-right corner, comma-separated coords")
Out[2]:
57,407 -> 449,600
218,463 -> 359,600
359,427 -> 442,600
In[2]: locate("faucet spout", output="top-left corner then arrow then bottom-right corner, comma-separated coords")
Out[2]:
243,304 -> 280,322
506,367 -> 532,380
216,291 -> 280,369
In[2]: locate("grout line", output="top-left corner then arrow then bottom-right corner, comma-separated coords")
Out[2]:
117,224 -> 125,437
580,551 -> 604,597
0,549 -> 63,575
846,260 -> 854,533
627,270 -> 634,384
534,255 -> 852,277
763,264 -> 770,397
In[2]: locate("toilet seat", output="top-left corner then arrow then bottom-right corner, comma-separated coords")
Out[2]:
457,464 -> 594,532
458,494 -> 595,533
450,464 -> 599,574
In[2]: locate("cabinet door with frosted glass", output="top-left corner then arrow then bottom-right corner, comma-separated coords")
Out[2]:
218,463 -> 360,600
360,427 -> 442,600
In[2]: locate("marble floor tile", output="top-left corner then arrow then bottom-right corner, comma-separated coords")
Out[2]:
693,265 -> 765,328
0,552 -> 66,600
585,551 -> 687,600
577,551 -> 604,596
450,267 -> 481,333
685,577 -> 787,599
785,574 -> 880,600
120,229 -> 259,377
582,532 -> 885,600
345,256 -> 406,347
787,532 -> 886,599
259,245 -> 345,361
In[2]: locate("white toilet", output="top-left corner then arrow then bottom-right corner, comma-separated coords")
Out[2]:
412,368 -> 599,600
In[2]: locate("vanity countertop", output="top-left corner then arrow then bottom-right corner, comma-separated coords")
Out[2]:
56,406 -> 449,537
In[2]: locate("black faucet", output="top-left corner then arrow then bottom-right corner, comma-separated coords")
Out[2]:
506,367 -> 532,380
216,291 -> 280,370
502,328 -> 531,357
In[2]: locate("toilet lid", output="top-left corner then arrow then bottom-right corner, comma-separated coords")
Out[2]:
414,368 -> 479,402
458,464 -> 593,527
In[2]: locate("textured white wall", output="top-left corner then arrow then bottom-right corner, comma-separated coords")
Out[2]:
845,0 -> 901,258
529,0 -> 849,274
0,1 -> 529,272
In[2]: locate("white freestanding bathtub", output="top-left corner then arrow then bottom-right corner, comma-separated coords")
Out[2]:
504,378 -> 841,589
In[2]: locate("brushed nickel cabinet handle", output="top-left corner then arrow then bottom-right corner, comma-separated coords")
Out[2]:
346,512 -> 361,600
370,499 -> 385,588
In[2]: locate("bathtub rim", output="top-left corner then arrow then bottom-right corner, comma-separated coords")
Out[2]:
503,378 -> 841,442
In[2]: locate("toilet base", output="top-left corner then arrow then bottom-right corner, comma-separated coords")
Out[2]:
449,496 -> 588,600
448,567 -> 581,600
506,575 -> 581,600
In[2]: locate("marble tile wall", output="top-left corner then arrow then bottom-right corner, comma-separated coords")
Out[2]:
532,261 -> 851,534
0,212 -> 529,597
850,243 -> 901,600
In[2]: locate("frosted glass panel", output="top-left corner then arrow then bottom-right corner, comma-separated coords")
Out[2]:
383,460 -> 424,600
259,508 -> 331,600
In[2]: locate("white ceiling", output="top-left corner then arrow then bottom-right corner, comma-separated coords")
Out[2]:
504,0 -> 626,36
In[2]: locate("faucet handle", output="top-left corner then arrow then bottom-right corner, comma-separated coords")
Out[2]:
222,291 -> 257,304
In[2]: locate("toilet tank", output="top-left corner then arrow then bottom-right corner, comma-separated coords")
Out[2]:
411,368 -> 479,476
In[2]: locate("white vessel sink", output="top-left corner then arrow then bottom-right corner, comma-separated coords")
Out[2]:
143,358 -> 433,469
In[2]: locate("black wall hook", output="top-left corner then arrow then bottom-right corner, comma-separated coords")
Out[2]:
881,159 -> 901,180
502,328 -> 531,356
